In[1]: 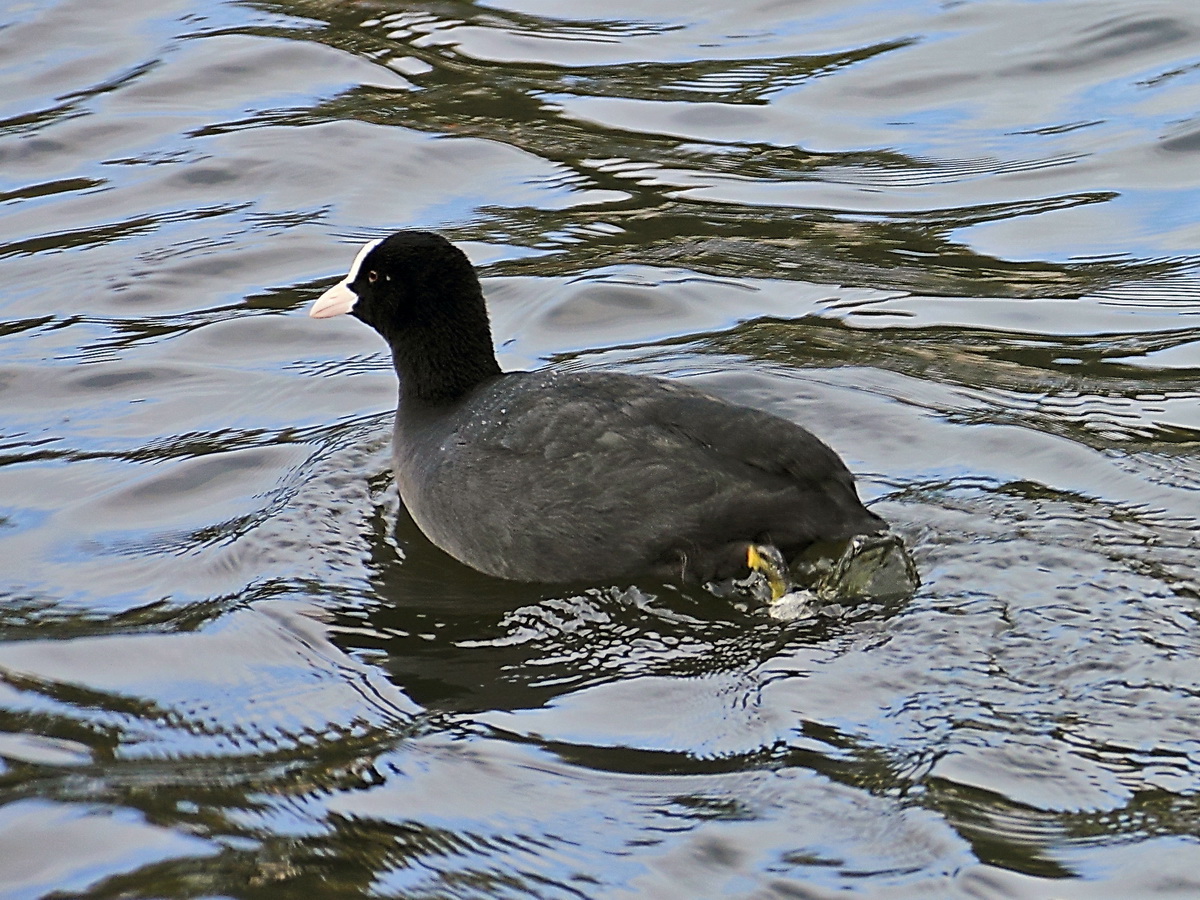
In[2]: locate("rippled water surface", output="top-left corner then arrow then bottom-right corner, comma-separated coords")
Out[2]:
3,0 -> 1200,896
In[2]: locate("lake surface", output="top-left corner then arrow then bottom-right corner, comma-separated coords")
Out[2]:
2,0 -> 1200,896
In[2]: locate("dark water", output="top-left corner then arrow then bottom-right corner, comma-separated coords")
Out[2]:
2,0 -> 1200,896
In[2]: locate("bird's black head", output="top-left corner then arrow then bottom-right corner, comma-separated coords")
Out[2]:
312,231 -> 481,333
310,230 -> 501,403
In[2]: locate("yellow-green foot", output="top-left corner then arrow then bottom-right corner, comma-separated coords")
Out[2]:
746,543 -> 791,602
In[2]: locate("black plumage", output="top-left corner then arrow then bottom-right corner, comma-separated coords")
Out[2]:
311,230 -> 885,585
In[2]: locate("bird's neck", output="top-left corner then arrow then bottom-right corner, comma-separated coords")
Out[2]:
389,316 -> 502,406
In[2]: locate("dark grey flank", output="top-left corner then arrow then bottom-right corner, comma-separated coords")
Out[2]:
312,230 -> 886,585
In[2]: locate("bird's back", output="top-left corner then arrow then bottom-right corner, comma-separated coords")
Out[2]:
394,369 -> 883,583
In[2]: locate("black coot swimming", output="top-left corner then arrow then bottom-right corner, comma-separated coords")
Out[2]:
310,230 -> 888,596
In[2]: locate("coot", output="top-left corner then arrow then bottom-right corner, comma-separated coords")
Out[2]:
310,231 -> 886,594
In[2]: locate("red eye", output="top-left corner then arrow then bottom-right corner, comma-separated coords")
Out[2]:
367,270 -> 379,283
